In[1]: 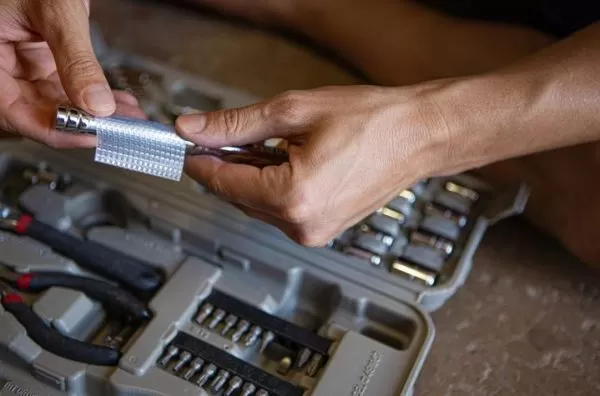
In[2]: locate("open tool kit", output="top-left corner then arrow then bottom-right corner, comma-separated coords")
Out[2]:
0,24 -> 529,396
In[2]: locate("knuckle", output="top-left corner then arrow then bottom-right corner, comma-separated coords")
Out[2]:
290,227 -> 329,248
61,52 -> 100,80
220,109 -> 242,136
279,180 -> 313,225
266,90 -> 308,127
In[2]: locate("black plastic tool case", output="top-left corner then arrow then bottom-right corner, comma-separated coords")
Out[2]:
0,25 -> 528,396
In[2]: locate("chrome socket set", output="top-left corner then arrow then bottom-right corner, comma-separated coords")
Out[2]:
0,24 -> 528,396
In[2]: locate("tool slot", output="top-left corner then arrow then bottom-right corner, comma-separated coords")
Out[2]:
170,331 -> 305,396
206,290 -> 333,356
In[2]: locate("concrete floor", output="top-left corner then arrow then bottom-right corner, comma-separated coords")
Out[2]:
91,1 -> 600,394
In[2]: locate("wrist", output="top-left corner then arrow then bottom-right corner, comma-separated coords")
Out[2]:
428,73 -> 538,173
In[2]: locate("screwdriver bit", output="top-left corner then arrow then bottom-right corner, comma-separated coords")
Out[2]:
223,376 -> 243,396
231,320 -> 250,343
243,325 -> 263,347
194,303 -> 214,325
208,308 -> 226,329
410,231 -> 454,256
172,351 -> 192,373
444,181 -> 479,201
159,345 -> 179,367
424,202 -> 467,227
196,363 -> 217,387
259,331 -> 275,353
399,189 -> 417,204
295,347 -> 312,369
240,383 -> 257,396
210,369 -> 231,392
220,314 -> 238,335
256,390 -> 269,396
306,353 -> 323,377
182,357 -> 204,380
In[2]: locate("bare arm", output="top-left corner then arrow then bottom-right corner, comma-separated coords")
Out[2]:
437,22 -> 600,174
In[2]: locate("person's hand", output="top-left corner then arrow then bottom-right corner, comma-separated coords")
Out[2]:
176,84 -> 451,245
0,0 -> 144,146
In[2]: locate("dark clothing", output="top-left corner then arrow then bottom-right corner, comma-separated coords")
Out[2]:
419,0 -> 600,38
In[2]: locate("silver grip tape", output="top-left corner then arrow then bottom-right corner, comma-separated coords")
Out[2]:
94,116 -> 186,181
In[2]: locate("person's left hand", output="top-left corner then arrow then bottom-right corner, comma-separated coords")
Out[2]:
176,84 -> 452,245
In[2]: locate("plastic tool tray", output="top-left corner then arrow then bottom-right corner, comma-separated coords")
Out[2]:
0,26 -> 528,396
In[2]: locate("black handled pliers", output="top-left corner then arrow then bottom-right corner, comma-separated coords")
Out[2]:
0,269 -> 152,366
0,202 -> 163,293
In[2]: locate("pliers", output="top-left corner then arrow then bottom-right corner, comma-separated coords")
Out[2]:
0,269 -> 151,366
0,202 -> 163,293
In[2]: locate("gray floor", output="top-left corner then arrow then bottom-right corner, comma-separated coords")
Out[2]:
91,1 -> 600,394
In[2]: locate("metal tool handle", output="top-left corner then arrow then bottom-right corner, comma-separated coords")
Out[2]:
15,215 -> 163,293
15,272 -> 151,321
1,294 -> 122,366
55,105 -> 289,167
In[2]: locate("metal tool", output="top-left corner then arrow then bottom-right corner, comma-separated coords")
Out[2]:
231,320 -> 250,343
256,390 -> 269,396
391,259 -> 437,286
196,363 -> 217,387
295,347 -> 312,369
172,351 -> 192,373
0,269 -> 150,321
224,376 -> 243,396
205,290 -> 333,357
259,331 -> 276,353
444,181 -> 479,202
342,246 -> 383,267
376,207 -> 405,222
276,356 -> 293,374
207,308 -> 226,329
305,353 -> 323,377
410,231 -> 454,256
221,314 -> 238,335
182,357 -> 204,380
398,189 -> 417,204
424,202 -> 468,227
0,281 -> 122,366
194,303 -> 213,325
240,383 -> 257,396
159,345 -> 179,367
106,325 -> 136,349
55,105 -> 289,169
0,203 -> 163,293
357,226 -> 394,247
171,331 -> 305,396
243,325 -> 263,347
22,163 -> 72,191
210,369 -> 230,392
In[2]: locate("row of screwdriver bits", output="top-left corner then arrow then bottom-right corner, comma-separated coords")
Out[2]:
158,332 -> 305,396
194,291 -> 332,379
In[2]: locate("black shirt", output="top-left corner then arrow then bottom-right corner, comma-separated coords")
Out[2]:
418,0 -> 600,38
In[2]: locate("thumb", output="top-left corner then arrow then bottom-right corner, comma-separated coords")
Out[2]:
176,92 -> 309,147
33,1 -> 115,116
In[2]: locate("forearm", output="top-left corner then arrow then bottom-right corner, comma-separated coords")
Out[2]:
436,22 -> 600,174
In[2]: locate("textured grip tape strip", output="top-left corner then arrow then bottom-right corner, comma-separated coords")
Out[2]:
95,116 -> 186,181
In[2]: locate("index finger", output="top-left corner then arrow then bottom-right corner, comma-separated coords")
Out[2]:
6,101 -> 95,148
184,156 -> 292,213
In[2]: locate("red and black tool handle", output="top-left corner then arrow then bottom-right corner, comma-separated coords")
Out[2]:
14,215 -> 163,293
1,294 -> 122,366
14,272 -> 151,321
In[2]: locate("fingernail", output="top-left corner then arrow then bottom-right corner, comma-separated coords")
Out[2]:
83,84 -> 115,113
177,114 -> 206,134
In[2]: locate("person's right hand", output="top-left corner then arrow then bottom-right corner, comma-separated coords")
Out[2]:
0,0 -> 144,146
